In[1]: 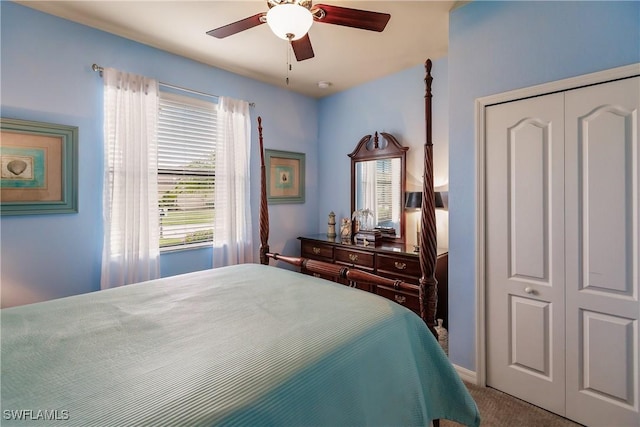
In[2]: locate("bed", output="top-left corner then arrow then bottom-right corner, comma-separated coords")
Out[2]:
1,60 -> 480,426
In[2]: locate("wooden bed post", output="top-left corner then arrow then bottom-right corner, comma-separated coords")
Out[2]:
258,117 -> 270,265
419,59 -> 438,337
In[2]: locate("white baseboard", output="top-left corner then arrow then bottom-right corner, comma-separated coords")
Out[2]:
453,364 -> 477,385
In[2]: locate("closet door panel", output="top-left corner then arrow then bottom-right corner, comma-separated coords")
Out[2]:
578,100 -> 633,294
565,76 -> 640,427
486,93 -> 566,415
581,311 -> 635,404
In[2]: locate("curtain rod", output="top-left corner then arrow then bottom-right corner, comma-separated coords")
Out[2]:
92,64 -> 255,107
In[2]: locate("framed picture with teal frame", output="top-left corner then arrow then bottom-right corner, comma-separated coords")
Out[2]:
1,118 -> 78,215
265,149 -> 305,204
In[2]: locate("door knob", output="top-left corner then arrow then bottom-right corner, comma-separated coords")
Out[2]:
524,286 -> 535,295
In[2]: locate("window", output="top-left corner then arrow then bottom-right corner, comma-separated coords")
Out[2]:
158,92 -> 217,250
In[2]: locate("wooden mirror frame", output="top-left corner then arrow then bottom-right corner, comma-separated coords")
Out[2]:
348,132 -> 408,241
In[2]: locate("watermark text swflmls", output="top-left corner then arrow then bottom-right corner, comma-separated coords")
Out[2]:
3,409 -> 70,421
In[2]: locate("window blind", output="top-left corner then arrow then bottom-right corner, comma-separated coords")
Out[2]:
158,92 -> 217,250
376,159 -> 393,222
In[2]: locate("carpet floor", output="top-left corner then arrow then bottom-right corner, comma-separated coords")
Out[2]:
440,382 -> 584,427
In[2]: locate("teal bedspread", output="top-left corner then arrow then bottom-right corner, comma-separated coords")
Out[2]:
1,264 -> 480,426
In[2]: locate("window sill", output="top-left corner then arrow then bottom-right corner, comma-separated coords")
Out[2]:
160,242 -> 212,254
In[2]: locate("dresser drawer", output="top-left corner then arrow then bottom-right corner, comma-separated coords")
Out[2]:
334,247 -> 374,269
376,284 -> 420,312
376,285 -> 420,313
301,241 -> 333,260
376,270 -> 419,285
376,254 -> 421,278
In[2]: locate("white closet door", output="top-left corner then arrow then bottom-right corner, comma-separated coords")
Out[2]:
564,76 -> 640,427
486,93 -> 567,415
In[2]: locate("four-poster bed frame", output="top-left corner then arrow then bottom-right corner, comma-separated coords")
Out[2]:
258,59 -> 439,337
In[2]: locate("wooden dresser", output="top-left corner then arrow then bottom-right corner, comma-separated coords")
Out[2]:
299,235 -> 449,329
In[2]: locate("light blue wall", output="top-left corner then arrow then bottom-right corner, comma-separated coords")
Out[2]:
317,58 -> 450,232
0,2 -> 318,307
448,1 -> 639,370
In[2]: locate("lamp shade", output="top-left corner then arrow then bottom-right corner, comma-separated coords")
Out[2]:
266,4 -> 313,41
405,192 -> 422,209
405,191 -> 444,209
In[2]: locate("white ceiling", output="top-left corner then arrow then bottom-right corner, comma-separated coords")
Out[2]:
16,1 -> 462,98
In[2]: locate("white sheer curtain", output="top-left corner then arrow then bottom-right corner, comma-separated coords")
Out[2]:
362,160 -> 378,227
101,68 -> 160,289
212,96 -> 253,267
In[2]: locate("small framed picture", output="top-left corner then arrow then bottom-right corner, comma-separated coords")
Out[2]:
265,149 -> 305,204
1,118 -> 78,215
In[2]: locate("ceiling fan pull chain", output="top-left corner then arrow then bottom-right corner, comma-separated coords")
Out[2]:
286,35 -> 292,85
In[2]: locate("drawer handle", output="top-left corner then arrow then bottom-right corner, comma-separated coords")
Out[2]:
394,295 -> 406,304
349,253 -> 359,262
312,247 -> 321,255
394,262 -> 407,270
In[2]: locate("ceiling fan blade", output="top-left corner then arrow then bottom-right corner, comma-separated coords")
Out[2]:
313,4 -> 390,32
206,13 -> 266,39
291,34 -> 315,61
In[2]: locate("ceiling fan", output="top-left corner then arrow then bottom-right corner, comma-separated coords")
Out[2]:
206,0 -> 391,62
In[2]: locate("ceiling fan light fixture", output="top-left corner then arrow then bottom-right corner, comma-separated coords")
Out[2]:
266,3 -> 313,41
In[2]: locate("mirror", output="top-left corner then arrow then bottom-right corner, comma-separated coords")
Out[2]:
349,132 -> 407,241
